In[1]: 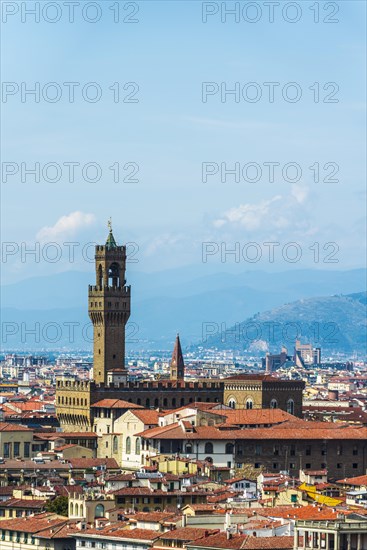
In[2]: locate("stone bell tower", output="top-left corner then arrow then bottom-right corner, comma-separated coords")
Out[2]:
88,222 -> 131,385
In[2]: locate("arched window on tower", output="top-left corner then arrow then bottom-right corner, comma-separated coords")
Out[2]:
246,398 -> 253,410
287,399 -> 294,415
98,264 -> 103,287
135,438 -> 141,455
113,436 -> 118,453
228,398 -> 236,409
270,399 -> 278,409
126,436 -> 131,454
108,262 -> 120,287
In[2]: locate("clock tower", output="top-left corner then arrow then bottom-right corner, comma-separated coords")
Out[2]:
88,223 -> 131,385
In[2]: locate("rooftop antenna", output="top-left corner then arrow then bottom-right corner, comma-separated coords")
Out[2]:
108,217 -> 112,232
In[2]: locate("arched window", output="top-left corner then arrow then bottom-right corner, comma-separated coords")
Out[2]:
180,398 -> 185,406
154,398 -> 159,407
108,263 -> 120,287
145,398 -> 150,408
126,436 -> 131,454
135,438 -> 141,455
95,504 -> 105,518
113,436 -> 118,453
270,399 -> 278,409
98,264 -> 103,287
204,442 -> 213,454
186,444 -> 192,454
228,398 -> 236,409
163,398 -> 168,407
75,503 -> 79,517
70,502 -> 74,516
137,398 -> 141,406
172,398 -> 176,407
287,399 -> 294,415
225,443 -> 234,454
246,398 -> 253,410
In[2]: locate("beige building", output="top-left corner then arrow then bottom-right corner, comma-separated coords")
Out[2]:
120,410 -> 160,470
93,399 -> 143,462
69,492 -> 116,522
0,423 -> 34,460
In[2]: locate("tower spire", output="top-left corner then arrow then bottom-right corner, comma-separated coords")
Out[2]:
170,333 -> 185,380
106,218 -> 117,250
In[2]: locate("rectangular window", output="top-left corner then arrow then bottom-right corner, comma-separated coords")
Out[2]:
290,463 -> 295,469
291,494 -> 298,503
14,442 -> 20,457
24,442 -> 30,458
290,445 -> 295,457
353,463 -> 358,469
305,446 -> 311,456
3,443 -> 11,459
305,463 -> 311,469
337,463 -> 342,469
273,463 -> 278,470
255,445 -> 262,456
255,463 -> 261,469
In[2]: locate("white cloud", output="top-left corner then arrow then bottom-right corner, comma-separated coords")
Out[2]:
291,184 -> 309,204
214,196 -> 282,231
36,211 -> 95,242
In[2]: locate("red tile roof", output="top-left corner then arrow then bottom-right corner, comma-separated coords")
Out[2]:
91,399 -> 143,409
68,458 -> 119,469
0,422 -> 32,432
158,527 -> 219,542
138,421 -> 367,441
131,409 -> 160,425
336,475 -> 367,486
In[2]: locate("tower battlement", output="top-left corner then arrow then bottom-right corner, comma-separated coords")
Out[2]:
88,285 -> 130,294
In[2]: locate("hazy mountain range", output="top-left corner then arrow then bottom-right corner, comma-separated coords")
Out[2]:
1,267 -> 366,352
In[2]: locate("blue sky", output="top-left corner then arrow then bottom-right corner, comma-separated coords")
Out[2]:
1,1 -> 366,283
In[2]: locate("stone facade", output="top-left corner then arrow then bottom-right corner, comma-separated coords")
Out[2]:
223,375 -> 304,416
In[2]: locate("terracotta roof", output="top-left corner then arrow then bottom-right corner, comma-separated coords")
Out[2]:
0,498 -> 47,509
130,512 -> 178,522
77,527 -> 159,541
0,513 -> 73,537
158,527 -> 219,542
35,432 -> 98,440
130,409 -> 160,425
68,458 -> 119,469
0,460 -> 69,471
0,422 -> 32,432
138,422 -> 367,441
336,475 -> 367,486
91,399 -> 143,409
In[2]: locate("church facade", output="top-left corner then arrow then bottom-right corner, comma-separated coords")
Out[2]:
56,228 -> 304,432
